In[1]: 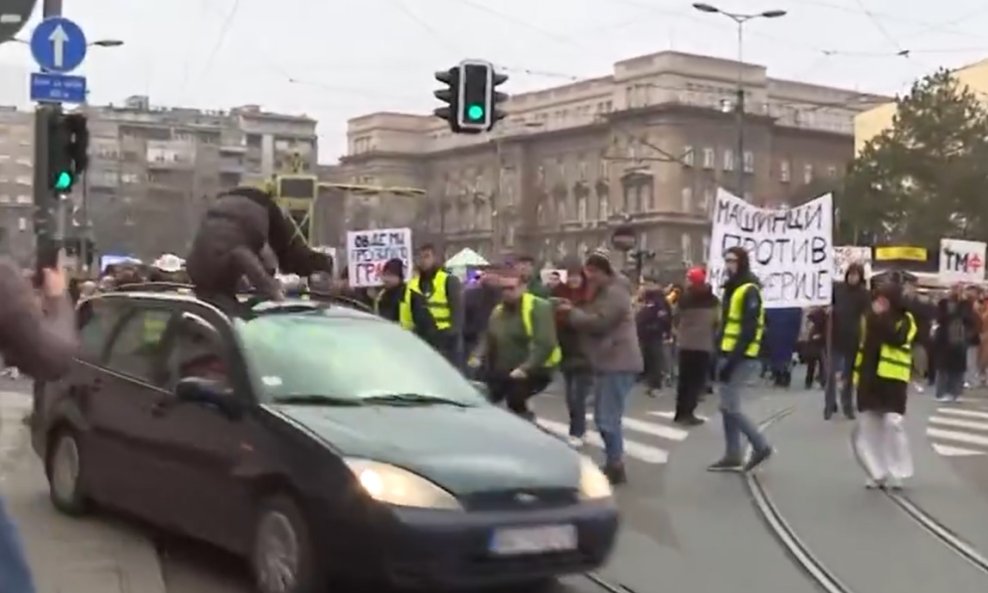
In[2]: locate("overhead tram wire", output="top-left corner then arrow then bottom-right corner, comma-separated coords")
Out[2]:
187,0 -> 242,96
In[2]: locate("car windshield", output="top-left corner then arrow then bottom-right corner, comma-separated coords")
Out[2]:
235,312 -> 485,406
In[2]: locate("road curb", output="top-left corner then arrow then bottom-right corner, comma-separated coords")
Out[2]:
0,390 -> 168,593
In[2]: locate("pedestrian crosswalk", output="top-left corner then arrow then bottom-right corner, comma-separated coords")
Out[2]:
926,407 -> 988,457
533,408 -> 709,465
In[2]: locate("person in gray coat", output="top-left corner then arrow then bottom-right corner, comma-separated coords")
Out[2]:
674,267 -> 719,425
557,251 -> 643,485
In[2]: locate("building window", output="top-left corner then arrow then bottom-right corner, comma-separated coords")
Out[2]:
18,217 -> 27,232
599,196 -> 609,221
827,165 -> 838,178
723,149 -> 734,171
742,151 -> 754,173
16,195 -> 31,204
701,187 -> 714,213
682,145 -> 695,167
803,163 -> 814,184
702,235 -> 711,263
681,187 -> 693,212
780,159 -> 791,183
702,147 -> 715,169
681,233 -> 693,264
578,194 -> 587,222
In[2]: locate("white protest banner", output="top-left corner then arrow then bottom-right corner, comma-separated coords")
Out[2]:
707,189 -> 833,308
346,228 -> 413,287
939,238 -> 986,283
833,245 -> 872,279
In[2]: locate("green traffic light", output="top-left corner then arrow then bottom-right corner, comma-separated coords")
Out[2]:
54,171 -> 73,191
467,104 -> 485,121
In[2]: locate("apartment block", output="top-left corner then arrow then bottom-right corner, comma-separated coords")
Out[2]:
333,50 -> 887,269
0,107 -> 36,265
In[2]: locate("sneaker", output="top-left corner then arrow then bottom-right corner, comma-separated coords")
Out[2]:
865,478 -> 885,490
743,447 -> 773,472
674,416 -> 705,426
886,476 -> 904,490
935,395 -> 950,403
912,382 -> 925,394
566,435 -> 584,448
707,458 -> 744,472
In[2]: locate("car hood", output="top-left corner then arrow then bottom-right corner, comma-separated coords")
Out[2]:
266,403 -> 581,494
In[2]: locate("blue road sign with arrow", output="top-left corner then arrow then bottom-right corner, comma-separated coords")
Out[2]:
30,16 -> 87,73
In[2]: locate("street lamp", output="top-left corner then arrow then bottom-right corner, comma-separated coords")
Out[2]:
691,3 -> 786,200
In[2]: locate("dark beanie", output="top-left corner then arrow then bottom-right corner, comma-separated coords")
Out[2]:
381,258 -> 405,279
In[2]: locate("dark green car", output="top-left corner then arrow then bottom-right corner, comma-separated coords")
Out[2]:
33,289 -> 620,593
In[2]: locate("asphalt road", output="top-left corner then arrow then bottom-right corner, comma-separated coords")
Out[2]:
14,373 -> 988,593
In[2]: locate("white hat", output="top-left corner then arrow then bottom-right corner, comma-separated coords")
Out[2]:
153,254 -> 184,273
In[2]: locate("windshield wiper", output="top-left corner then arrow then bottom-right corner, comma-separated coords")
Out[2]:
360,393 -> 473,407
270,394 -> 365,406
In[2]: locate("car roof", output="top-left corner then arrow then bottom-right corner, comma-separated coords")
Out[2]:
87,282 -> 377,323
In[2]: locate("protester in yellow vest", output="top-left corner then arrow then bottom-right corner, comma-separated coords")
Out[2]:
851,280 -> 917,490
409,244 -> 463,367
709,246 -> 773,474
373,258 -> 436,342
469,268 -> 560,421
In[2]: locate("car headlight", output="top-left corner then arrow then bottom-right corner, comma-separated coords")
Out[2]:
344,458 -> 463,511
578,456 -> 613,500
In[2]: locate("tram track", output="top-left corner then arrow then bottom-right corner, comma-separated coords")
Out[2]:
746,406 -> 988,593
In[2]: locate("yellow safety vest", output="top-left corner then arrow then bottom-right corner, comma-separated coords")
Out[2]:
409,270 -> 451,330
494,293 -> 562,368
373,286 -> 415,331
719,282 -> 765,357
852,311 -> 916,386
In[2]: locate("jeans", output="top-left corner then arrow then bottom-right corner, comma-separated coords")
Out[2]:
563,371 -> 592,437
0,496 -> 35,593
719,358 -> 770,460
593,372 -> 637,465
824,351 -> 855,413
936,370 -> 965,399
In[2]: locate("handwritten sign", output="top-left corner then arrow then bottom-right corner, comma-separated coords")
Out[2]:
833,245 -> 872,280
707,189 -> 834,308
939,238 -> 985,283
346,228 -> 412,287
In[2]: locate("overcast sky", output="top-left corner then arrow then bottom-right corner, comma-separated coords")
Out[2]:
2,0 -> 988,162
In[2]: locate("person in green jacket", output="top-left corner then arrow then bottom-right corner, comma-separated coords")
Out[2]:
470,267 -> 561,420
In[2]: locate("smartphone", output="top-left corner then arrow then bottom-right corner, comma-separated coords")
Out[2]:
34,241 -> 60,288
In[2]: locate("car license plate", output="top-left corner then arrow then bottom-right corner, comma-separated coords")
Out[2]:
489,524 -> 578,556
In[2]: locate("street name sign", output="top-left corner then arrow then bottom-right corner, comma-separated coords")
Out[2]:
30,72 -> 86,104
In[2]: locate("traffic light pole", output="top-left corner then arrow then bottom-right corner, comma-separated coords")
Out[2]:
32,0 -> 64,269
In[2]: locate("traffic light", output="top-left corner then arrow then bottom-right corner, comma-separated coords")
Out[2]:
433,66 -> 462,133
433,60 -> 509,134
46,112 -> 89,193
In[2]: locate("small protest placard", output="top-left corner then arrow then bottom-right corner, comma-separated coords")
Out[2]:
939,238 -> 986,283
346,228 -> 412,287
707,189 -> 834,308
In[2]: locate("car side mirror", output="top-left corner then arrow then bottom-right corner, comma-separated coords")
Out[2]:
175,377 -> 242,418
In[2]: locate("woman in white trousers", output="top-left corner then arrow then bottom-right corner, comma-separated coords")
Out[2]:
850,281 -> 917,490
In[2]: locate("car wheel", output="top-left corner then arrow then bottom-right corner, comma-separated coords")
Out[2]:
46,429 -> 88,515
251,495 -> 322,593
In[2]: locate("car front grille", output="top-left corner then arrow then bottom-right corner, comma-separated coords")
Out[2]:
460,488 -> 579,511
